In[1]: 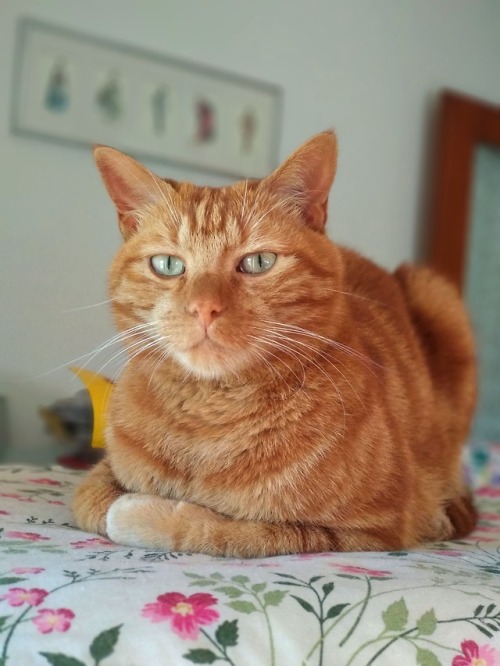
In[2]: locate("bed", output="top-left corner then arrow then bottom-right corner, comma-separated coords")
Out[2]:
0,463 -> 499,665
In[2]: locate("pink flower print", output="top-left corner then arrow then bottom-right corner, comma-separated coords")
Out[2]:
142,592 -> 219,639
479,512 -> 500,521
333,564 -> 391,578
11,567 -> 45,574
28,478 -> 62,486
295,552 -> 335,561
0,510 -> 9,515
433,550 -> 465,557
48,500 -> 65,506
476,487 -> 500,497
1,587 -> 48,607
5,531 -> 49,541
452,639 -> 500,666
70,537 -> 114,549
0,493 -> 23,499
32,608 -> 75,634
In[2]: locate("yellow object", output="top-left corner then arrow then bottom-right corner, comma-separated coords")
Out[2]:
70,367 -> 114,448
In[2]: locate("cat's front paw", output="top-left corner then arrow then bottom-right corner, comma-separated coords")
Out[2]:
106,493 -> 179,549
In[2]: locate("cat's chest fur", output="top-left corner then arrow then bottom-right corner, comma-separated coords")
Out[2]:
105,362 -> 347,522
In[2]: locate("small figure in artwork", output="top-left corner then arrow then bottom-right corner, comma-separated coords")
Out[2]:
151,85 -> 169,135
240,108 -> 257,154
96,72 -> 123,122
45,59 -> 70,113
195,99 -> 216,142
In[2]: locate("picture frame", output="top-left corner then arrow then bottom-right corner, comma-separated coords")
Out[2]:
11,18 -> 283,178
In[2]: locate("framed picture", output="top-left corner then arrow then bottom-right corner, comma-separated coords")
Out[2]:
11,18 -> 282,178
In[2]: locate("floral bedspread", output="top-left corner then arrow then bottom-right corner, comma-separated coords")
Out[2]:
0,465 -> 500,665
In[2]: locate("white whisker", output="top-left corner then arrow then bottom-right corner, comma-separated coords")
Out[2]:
260,326 -> 365,410
61,298 -> 115,313
240,179 -> 249,224
263,320 -> 382,371
109,336 -> 165,384
257,332 -> 347,434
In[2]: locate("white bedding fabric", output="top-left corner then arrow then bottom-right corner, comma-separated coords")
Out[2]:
0,464 -> 500,666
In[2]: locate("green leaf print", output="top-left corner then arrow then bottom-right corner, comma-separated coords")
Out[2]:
416,647 -> 442,666
322,582 -> 334,598
0,617 -> 10,632
0,578 -> 26,586
215,620 -> 238,648
251,583 -> 267,593
40,623 -> 123,666
227,600 -> 258,614
183,648 -> 218,664
382,597 -> 408,631
290,595 -> 316,615
416,609 -> 437,636
89,624 -> 122,663
209,573 -> 224,581
263,590 -> 287,607
325,603 -> 349,620
214,586 -> 244,598
231,575 -> 249,584
39,654 -> 86,666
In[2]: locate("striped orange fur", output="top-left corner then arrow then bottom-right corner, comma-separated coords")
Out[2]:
72,131 -> 477,557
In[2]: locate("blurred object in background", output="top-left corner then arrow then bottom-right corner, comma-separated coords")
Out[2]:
428,90 -> 500,475
39,389 -> 103,469
0,395 -> 8,457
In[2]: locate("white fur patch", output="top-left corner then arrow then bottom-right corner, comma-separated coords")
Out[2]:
106,493 -> 177,549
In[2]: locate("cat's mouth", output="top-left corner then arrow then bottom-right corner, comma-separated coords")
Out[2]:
174,335 -> 240,379
186,330 -> 223,351
190,336 -> 222,351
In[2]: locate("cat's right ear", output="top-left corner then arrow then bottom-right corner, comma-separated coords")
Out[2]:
93,146 -> 168,239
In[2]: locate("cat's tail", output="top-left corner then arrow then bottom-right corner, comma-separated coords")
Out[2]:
394,264 -> 477,448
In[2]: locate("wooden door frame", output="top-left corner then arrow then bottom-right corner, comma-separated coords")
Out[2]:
428,90 -> 500,292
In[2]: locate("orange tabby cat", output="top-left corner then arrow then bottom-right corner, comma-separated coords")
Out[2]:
72,131 -> 477,557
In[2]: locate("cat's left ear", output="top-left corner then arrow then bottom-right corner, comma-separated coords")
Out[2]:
93,146 -> 171,239
262,130 -> 337,232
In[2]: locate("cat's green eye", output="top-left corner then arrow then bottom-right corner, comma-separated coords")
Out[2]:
239,252 -> 277,274
150,255 -> 185,276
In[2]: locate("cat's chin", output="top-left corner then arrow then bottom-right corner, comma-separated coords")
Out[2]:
172,343 -> 246,381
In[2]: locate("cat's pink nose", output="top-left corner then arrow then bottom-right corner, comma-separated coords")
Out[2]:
187,299 -> 223,330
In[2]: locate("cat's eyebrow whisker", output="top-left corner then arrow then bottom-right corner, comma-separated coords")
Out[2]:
105,150 -> 183,229
142,166 -> 184,230
239,179 -> 249,224
244,194 -> 299,234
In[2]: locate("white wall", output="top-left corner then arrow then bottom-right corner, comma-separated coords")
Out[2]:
1,0 -> 500,462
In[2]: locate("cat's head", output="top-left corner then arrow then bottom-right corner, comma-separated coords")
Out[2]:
94,131 -> 343,381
